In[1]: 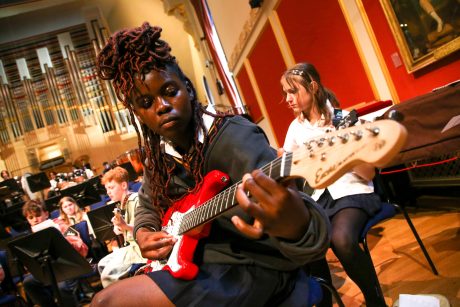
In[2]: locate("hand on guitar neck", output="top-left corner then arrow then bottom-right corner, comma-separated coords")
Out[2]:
111,208 -> 134,239
232,170 -> 310,240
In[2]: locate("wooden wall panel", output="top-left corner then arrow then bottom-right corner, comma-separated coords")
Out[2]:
248,23 -> 293,146
235,65 -> 263,123
362,0 -> 460,102
276,0 -> 375,108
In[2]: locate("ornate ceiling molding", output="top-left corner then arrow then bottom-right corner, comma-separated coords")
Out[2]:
228,7 -> 262,71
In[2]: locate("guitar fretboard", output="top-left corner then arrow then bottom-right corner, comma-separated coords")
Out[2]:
178,152 -> 293,234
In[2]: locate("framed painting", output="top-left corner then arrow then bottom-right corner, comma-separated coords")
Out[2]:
380,0 -> 460,72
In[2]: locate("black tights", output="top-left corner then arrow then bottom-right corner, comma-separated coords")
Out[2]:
310,208 -> 387,306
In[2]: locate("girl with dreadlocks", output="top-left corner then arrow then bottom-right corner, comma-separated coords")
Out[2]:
91,22 -> 329,307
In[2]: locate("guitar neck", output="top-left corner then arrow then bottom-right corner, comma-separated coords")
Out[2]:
178,119 -> 407,234
178,154 -> 293,235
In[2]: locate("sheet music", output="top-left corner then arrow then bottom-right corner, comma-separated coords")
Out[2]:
31,219 -> 61,233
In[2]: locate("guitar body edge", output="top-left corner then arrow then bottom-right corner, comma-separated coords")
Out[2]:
162,170 -> 230,280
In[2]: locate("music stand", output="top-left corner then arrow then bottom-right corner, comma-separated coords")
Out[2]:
26,172 -> 51,193
44,195 -> 62,212
87,202 -> 117,242
60,181 -> 101,208
8,227 -> 92,306
85,175 -> 106,195
118,162 -> 138,182
0,178 -> 23,193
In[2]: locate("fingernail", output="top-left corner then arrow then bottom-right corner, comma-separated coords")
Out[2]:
242,173 -> 253,184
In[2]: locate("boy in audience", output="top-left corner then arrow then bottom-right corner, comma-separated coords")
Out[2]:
97,167 -> 146,288
21,200 -> 88,307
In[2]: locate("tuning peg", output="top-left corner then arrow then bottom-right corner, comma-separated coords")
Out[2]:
321,153 -> 327,161
317,138 -> 326,147
338,133 -> 349,143
387,110 -> 404,122
328,136 -> 337,146
350,130 -> 363,140
366,126 -> 380,136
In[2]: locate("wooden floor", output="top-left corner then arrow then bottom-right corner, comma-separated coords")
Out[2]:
328,196 -> 460,307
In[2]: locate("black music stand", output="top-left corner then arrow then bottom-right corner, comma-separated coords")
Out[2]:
87,202 -> 119,243
0,178 -> 23,193
60,181 -> 101,208
8,227 -> 92,306
44,195 -> 62,212
26,172 -> 52,193
85,175 -> 106,195
118,162 -> 138,182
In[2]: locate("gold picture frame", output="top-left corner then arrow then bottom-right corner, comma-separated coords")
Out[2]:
380,0 -> 460,73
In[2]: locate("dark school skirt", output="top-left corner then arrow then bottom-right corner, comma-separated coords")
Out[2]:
316,189 -> 382,219
148,263 -> 312,307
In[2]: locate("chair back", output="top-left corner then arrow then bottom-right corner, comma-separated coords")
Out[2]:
89,201 -> 107,211
307,276 -> 323,306
130,181 -> 142,192
50,209 -> 60,219
73,221 -> 92,248
360,203 -> 396,240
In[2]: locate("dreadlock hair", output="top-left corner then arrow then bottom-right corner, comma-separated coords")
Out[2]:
281,62 -> 340,124
96,22 -> 223,210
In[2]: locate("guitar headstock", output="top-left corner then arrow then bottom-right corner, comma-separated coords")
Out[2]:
289,119 -> 407,189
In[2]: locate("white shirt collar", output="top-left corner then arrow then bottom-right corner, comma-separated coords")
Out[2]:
163,104 -> 216,158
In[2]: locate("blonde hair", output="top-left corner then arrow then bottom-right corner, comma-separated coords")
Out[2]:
58,196 -> 84,225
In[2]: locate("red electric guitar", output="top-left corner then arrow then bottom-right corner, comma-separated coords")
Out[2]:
144,119 -> 407,280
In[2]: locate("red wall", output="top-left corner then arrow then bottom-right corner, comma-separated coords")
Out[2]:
236,0 -> 459,147
247,23 -> 293,146
276,1 -> 375,108
362,0 -> 460,102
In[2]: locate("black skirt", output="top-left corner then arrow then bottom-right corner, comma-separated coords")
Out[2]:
148,263 -> 312,307
316,189 -> 382,219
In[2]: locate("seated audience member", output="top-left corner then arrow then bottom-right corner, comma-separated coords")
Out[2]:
56,196 -> 95,237
20,173 -> 40,201
97,167 -> 146,288
59,173 -> 78,190
21,200 -> 88,307
45,171 -> 59,199
0,170 -> 10,181
84,163 -> 95,179
280,62 -> 386,306
102,162 -> 112,174
49,171 -> 58,189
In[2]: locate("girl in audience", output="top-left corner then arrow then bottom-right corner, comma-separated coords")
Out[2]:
56,196 -> 95,237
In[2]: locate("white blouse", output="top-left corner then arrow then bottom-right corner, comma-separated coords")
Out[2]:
283,105 -> 374,200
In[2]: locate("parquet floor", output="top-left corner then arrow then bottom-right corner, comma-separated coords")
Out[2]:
328,196 -> 460,306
